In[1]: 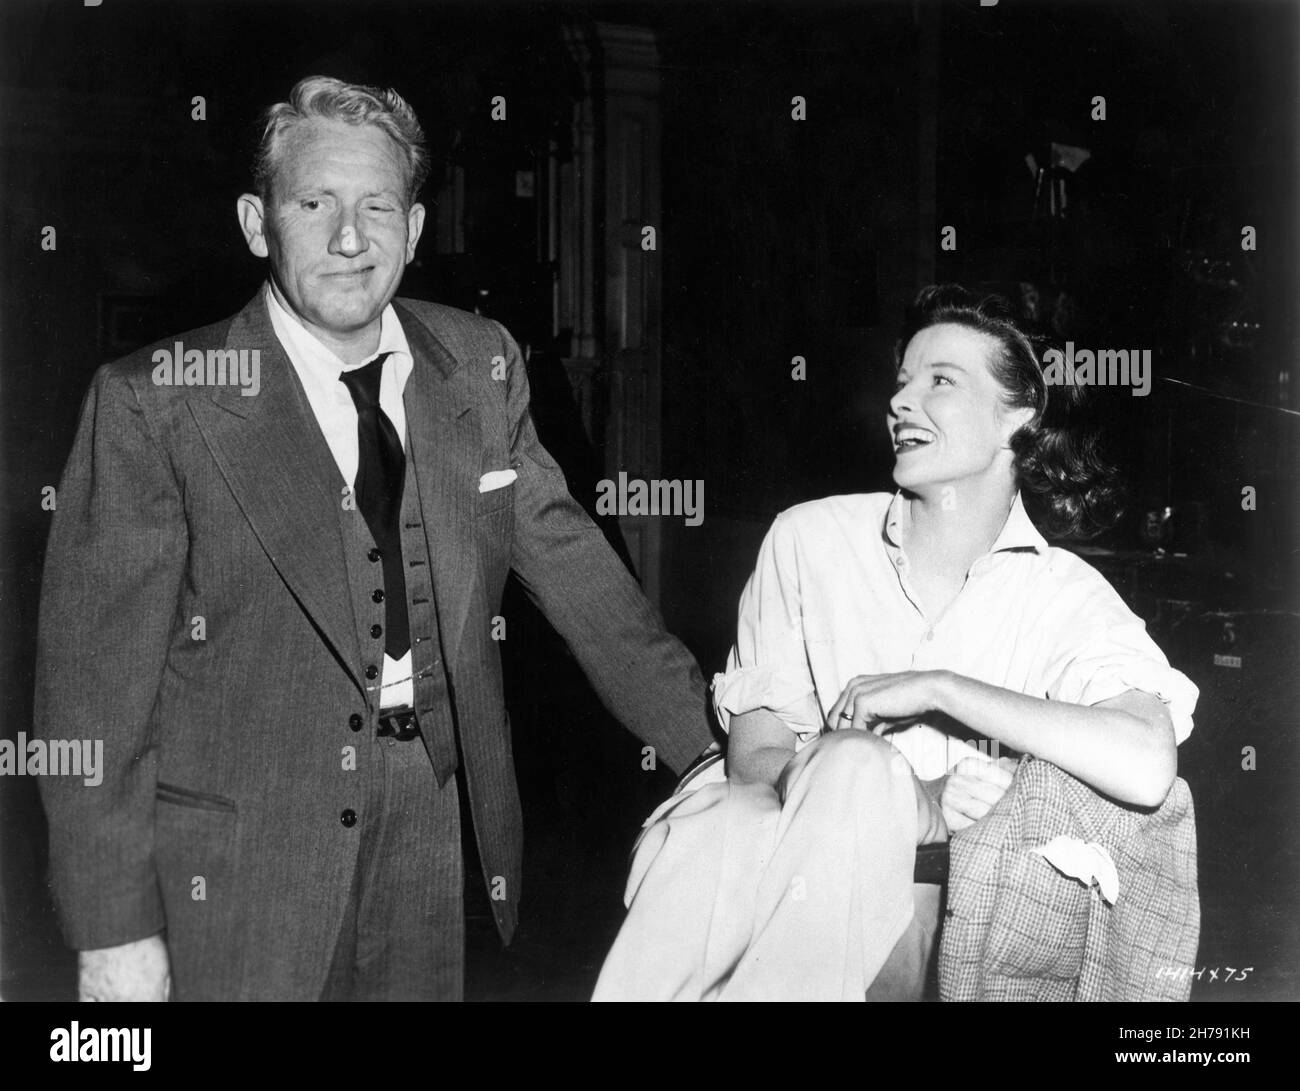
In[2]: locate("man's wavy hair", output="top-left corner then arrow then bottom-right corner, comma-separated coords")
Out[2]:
894,284 -> 1125,540
252,76 -> 431,206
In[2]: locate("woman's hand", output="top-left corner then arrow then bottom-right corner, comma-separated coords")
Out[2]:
826,670 -> 950,734
935,756 -> 1018,833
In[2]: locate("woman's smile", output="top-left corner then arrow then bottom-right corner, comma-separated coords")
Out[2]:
893,423 -> 937,454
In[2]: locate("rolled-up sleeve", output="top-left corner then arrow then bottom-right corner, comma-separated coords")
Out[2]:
711,512 -> 822,742
1043,565 -> 1199,744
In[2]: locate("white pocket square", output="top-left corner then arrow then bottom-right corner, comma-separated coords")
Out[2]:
478,469 -> 518,493
1030,836 -> 1120,905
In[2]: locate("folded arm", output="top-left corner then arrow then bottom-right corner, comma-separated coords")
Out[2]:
726,707 -> 795,789
936,674 -> 1176,808
831,670 -> 1177,808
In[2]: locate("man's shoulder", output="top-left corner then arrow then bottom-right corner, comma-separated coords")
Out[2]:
96,312 -> 244,394
393,297 -> 509,354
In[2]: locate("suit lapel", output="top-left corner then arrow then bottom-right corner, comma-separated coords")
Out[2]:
188,293 -> 364,694
395,301 -> 482,671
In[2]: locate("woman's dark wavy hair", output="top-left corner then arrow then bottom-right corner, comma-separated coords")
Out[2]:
894,284 -> 1124,540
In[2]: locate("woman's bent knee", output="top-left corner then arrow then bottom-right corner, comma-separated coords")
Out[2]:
813,729 -> 909,768
795,730 -> 913,789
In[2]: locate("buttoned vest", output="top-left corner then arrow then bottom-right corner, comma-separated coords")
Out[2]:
337,446 -> 459,785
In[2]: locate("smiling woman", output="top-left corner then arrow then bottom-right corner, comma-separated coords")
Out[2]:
593,284 -> 1198,1002
891,285 -> 1125,541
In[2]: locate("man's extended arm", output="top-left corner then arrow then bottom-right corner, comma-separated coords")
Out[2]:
494,324 -> 714,775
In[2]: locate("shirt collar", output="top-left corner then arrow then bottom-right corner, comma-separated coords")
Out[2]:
263,282 -> 413,387
883,489 -> 1047,556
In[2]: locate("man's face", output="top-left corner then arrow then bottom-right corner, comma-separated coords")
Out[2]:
241,118 -> 424,340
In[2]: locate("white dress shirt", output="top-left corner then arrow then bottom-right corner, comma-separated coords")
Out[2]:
712,490 -> 1199,781
264,283 -> 416,710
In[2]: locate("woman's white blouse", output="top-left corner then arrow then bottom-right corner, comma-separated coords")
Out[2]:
711,491 -> 1199,781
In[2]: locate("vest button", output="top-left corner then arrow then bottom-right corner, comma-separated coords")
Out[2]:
372,589 -> 385,603
370,624 -> 383,639
340,809 -> 357,828
368,547 -> 382,562
348,714 -> 363,732
364,664 -> 378,680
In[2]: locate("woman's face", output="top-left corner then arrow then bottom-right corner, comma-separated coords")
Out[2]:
887,322 -> 1030,494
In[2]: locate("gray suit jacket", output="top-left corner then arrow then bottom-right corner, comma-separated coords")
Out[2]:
34,291 -> 713,998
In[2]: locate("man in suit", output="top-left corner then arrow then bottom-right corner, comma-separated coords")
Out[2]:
34,75 -> 713,1001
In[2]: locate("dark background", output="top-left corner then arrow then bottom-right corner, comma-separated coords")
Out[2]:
2,0 -> 1297,1000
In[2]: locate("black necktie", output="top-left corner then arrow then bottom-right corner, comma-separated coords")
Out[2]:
339,354 -> 410,658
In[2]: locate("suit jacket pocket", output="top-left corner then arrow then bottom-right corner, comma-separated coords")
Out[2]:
156,782 -> 238,813
978,849 -> 1089,982
155,789 -> 241,991
477,481 -> 515,516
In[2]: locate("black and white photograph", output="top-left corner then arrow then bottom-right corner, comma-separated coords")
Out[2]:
0,0 -> 1296,1047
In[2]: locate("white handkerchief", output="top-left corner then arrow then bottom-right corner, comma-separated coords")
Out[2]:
478,469 -> 518,493
1030,836 -> 1120,905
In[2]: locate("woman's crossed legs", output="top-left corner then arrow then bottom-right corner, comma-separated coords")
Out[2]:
593,731 -> 947,1001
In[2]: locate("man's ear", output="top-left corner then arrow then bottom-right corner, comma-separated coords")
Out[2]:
237,194 -> 270,258
405,202 -> 426,264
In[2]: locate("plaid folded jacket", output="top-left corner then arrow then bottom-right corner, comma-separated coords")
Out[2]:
938,757 -> 1200,1001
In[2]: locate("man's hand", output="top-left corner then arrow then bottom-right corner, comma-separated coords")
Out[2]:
78,934 -> 171,1002
826,670 -> 949,734
935,756 -> 1017,833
